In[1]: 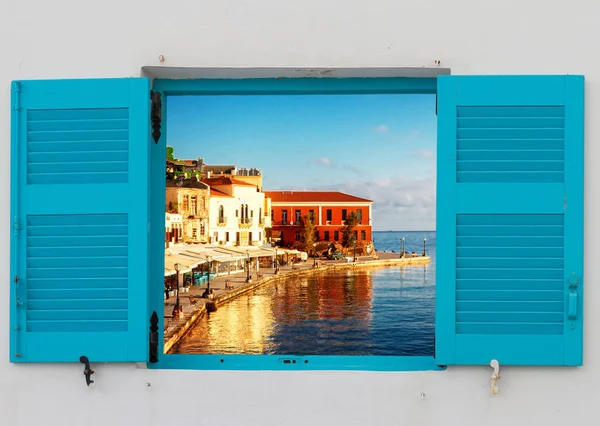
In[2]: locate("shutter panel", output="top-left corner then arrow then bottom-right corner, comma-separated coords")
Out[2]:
10,78 -> 151,362
436,75 -> 584,366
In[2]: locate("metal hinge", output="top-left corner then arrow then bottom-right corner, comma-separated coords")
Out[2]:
150,91 -> 162,144
12,81 -> 22,112
149,311 -> 159,363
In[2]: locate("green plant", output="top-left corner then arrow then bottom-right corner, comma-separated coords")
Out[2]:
166,146 -> 174,161
340,211 -> 359,249
299,213 -> 316,254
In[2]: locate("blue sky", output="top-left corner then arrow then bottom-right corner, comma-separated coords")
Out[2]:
167,94 -> 436,231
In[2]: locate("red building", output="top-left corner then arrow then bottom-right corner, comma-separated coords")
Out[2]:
264,191 -> 373,247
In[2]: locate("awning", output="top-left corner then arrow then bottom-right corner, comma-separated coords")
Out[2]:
278,248 -> 301,255
213,245 -> 276,258
183,246 -> 244,262
164,256 -> 194,275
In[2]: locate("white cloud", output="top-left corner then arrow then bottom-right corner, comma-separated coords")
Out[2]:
375,124 -> 389,133
313,174 -> 436,231
308,157 -> 334,167
411,149 -> 435,159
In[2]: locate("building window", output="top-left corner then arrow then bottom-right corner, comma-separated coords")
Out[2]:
236,209 -> 239,217
190,196 -> 197,215
354,230 -> 358,240
342,209 -> 347,221
295,231 -> 300,240
361,230 -> 366,240
282,210 -> 288,225
249,232 -> 253,242
200,223 -> 205,235
295,210 -> 301,223
324,231 -> 330,241
334,231 -> 339,241
218,205 -> 224,222
357,209 -> 362,224
326,209 -> 332,221
309,210 -> 315,222
192,228 -> 197,239
271,209 -> 274,220
251,210 -> 254,217
183,195 -> 189,211
213,231 -> 218,243
315,231 -> 319,241
226,232 -> 229,242
259,232 -> 262,242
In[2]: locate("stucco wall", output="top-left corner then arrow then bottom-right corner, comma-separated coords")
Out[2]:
1,1 -> 598,425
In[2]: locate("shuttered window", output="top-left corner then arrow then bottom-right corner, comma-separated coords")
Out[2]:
436,75 -> 584,366
10,78 -> 151,362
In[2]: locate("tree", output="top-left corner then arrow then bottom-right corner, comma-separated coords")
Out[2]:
340,211 -> 359,251
299,213 -> 316,254
166,146 -> 175,161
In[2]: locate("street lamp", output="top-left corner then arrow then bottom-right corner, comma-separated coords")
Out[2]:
174,262 -> 181,313
313,242 -> 317,267
353,239 -> 357,262
423,237 -> 427,257
206,256 -> 212,291
246,249 -> 251,282
401,237 -> 405,257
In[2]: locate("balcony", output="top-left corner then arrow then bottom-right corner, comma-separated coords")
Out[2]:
239,217 -> 252,228
217,217 -> 227,227
273,220 -> 300,226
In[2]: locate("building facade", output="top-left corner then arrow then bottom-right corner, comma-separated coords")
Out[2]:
265,191 -> 373,247
204,177 -> 268,246
165,179 -> 210,243
164,213 -> 183,248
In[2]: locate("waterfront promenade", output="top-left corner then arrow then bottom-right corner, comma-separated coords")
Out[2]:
163,251 -> 430,353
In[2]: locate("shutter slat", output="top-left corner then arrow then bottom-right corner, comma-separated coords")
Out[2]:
457,279 -> 563,291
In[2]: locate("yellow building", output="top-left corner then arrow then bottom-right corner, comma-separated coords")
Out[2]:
165,178 -> 210,243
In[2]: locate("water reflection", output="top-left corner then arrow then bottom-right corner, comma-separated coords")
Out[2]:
170,265 -> 434,356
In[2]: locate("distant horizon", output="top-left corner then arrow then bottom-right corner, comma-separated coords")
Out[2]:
373,230 -> 435,233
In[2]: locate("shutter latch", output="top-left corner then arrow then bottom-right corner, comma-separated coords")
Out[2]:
568,273 -> 579,320
79,356 -> 95,387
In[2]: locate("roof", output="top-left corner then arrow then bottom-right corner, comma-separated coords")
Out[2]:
203,164 -> 236,174
202,177 -> 257,188
168,159 -> 198,167
166,179 -> 209,190
264,191 -> 372,203
210,188 -> 234,198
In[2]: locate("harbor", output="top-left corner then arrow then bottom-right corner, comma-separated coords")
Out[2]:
164,244 -> 432,354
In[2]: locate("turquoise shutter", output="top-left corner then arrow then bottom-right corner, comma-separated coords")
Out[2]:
10,78 -> 151,362
436,75 -> 584,366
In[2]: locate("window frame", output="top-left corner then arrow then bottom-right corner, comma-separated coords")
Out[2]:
149,77 -> 441,371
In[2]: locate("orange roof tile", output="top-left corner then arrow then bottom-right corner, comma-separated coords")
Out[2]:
264,191 -> 372,203
210,188 -> 234,198
201,177 -> 257,187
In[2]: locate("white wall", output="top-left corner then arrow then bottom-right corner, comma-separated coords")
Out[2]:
1,1 -> 598,425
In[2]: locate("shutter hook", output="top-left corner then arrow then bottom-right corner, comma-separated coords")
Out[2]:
79,356 -> 95,387
489,359 -> 500,394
